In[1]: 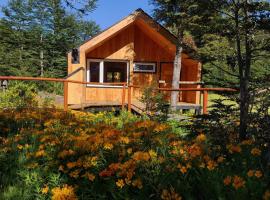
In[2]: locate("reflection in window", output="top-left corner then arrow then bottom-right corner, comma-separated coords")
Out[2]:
89,62 -> 100,82
104,62 -> 127,83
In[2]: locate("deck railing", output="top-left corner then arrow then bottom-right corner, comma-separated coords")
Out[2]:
0,76 -> 237,114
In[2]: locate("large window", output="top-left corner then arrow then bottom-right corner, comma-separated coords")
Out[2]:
104,62 -> 127,83
87,59 -> 128,86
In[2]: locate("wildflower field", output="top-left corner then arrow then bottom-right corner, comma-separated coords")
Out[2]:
0,107 -> 269,200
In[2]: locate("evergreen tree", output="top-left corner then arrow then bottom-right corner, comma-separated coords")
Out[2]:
198,0 -> 270,139
150,0 -> 201,110
0,0 -> 100,78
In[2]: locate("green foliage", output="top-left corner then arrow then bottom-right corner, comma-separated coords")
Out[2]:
0,81 -> 38,109
140,84 -> 169,122
0,0 -> 100,78
0,108 -> 269,199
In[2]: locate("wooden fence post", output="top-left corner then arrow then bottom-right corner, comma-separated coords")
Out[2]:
203,90 -> 208,114
128,85 -> 131,112
64,81 -> 68,111
122,83 -> 126,110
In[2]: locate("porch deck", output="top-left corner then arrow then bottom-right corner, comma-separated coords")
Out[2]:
69,98 -> 201,114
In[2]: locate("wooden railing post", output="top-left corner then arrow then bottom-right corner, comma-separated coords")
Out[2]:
128,85 -> 131,112
122,83 -> 126,110
64,81 -> 68,111
203,90 -> 208,114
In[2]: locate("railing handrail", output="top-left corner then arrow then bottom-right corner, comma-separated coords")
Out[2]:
0,76 -> 126,86
0,76 -> 237,114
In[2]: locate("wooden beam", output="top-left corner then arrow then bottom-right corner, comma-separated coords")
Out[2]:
64,82 -> 68,111
122,84 -> 126,110
128,86 -> 131,112
203,90 -> 208,114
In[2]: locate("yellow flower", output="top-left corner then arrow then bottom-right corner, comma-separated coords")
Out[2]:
251,148 -> 261,156
41,185 -> 49,194
223,176 -> 232,186
103,143 -> 113,150
17,144 -> 23,150
247,170 -> 254,177
35,150 -> 46,157
120,137 -> 130,144
241,139 -> 253,145
254,170 -> 263,178
207,160 -> 217,171
116,179 -> 125,189
51,184 -> 77,200
127,148 -> 133,154
196,134 -> 206,142
148,150 -> 157,159
232,176 -> 245,189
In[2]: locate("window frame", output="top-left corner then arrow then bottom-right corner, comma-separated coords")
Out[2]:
133,62 -> 156,73
86,59 -> 129,88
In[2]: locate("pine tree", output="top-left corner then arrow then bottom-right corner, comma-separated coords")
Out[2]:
0,0 -> 100,78
150,0 -> 202,110
198,0 -> 270,139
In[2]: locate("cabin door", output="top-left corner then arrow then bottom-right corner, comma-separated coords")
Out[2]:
160,63 -> 182,102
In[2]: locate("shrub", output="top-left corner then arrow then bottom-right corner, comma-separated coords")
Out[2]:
0,108 -> 269,199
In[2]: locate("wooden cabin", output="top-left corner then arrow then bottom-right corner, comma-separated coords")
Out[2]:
67,9 -> 202,112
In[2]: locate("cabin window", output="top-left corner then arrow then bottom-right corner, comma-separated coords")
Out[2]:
89,62 -> 100,82
104,62 -> 127,83
133,62 -> 156,73
87,59 -> 128,87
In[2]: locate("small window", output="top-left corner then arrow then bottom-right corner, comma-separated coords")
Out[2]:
134,62 -> 156,73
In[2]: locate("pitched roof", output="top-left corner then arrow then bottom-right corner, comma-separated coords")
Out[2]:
77,8 -> 178,53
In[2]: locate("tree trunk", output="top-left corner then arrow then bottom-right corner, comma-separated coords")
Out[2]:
40,33 -> 44,77
170,30 -> 183,111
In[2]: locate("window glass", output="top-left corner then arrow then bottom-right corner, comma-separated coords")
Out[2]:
134,63 -> 156,72
104,62 -> 127,83
89,62 -> 100,82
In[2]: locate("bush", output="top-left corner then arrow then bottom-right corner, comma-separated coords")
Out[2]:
0,108 -> 269,199
140,84 -> 169,122
0,81 -> 38,109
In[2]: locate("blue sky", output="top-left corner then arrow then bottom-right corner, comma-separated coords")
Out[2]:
0,0 -> 153,30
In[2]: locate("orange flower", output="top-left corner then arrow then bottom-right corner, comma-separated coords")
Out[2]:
41,185 -> 49,194
51,184 -> 77,200
227,145 -> 242,154
132,151 -> 150,162
207,160 -> 217,171
232,176 -> 245,189
247,170 -> 254,177
196,134 -> 206,142
217,156 -> 225,163
132,178 -> 143,189
251,148 -> 261,156
223,176 -> 232,186
254,170 -> 263,178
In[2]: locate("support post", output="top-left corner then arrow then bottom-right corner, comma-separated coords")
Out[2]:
122,83 -> 126,110
128,85 -> 131,112
203,90 -> 208,114
64,81 -> 68,111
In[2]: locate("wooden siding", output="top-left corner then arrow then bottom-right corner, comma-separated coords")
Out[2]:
67,16 -> 201,105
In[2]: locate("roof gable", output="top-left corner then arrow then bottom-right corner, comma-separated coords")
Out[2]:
79,9 -> 177,54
